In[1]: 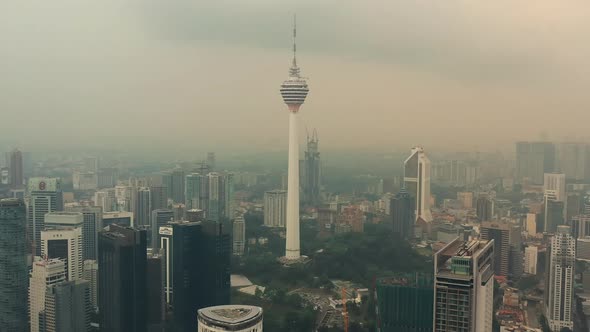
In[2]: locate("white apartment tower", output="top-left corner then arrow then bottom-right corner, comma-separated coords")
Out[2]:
264,190 -> 287,227
233,216 -> 246,256
404,147 -> 433,222
546,225 -> 575,331
29,258 -> 66,332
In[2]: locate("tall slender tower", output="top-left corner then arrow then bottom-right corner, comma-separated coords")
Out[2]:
280,15 -> 309,260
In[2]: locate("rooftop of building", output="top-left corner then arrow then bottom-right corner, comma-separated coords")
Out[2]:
377,273 -> 434,288
0,198 -> 24,207
198,305 -> 262,324
46,211 -> 83,216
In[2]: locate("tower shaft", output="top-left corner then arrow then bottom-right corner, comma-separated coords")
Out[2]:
285,111 -> 300,259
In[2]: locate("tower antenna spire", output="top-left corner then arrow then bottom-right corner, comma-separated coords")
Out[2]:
292,13 -> 297,67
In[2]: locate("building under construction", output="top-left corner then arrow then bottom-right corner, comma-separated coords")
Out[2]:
375,273 -> 434,332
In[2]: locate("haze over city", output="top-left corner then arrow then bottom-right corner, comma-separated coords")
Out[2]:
2,0 -> 590,152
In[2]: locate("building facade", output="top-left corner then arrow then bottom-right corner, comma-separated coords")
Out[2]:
264,190 -> 287,227
524,245 -> 538,275
480,221 -> 522,279
434,238 -> 495,332
9,149 -> 23,189
300,129 -> 321,206
391,188 -> 415,239
0,198 -> 28,332
41,225 -> 83,282
65,207 -> 103,261
29,259 -> 66,332
233,216 -> 246,256
27,178 -> 63,256
42,279 -> 92,332
545,226 -> 575,331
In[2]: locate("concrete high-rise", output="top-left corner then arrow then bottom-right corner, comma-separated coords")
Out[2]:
475,194 -> 494,221
150,209 -> 173,249
149,185 -> 168,211
233,216 -> 246,256
65,207 -> 102,260
516,141 -> 555,185
390,188 -> 415,239
158,221 -> 231,331
524,245 -> 538,275
163,168 -> 185,204
264,190 -> 287,227
279,17 -> 309,260
29,258 -> 67,332
544,190 -> 564,233
82,259 -> 98,311
557,142 -> 590,181
434,238 -> 495,332
404,147 -> 433,222
0,198 -> 28,332
9,149 -> 23,189
545,225 -> 575,331
301,129 -> 321,206
27,177 -> 63,256
185,173 -> 205,210
480,221 -> 522,279
197,305 -> 263,332
98,225 -> 147,332
544,173 -> 566,202
41,223 -> 83,281
135,187 -> 151,227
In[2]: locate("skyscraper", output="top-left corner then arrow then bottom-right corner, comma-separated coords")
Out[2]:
434,238 -> 495,332
41,224 -> 83,281
480,221 -> 522,279
524,245 -> 538,275
150,209 -> 173,249
233,216 -> 246,256
280,16 -> 309,260
82,259 -> 98,311
29,258 -> 67,332
557,142 -> 590,181
65,207 -> 103,260
475,194 -> 494,221
545,225 -> 575,331
264,190 -> 287,227
150,185 -> 168,211
301,129 -> 321,206
9,149 -> 23,189
185,173 -> 204,210
135,187 -> 151,227
206,172 -> 234,222
42,279 -> 92,332
516,141 -> 555,185
0,198 -> 28,332
544,173 -> 566,202
390,188 -> 415,239
158,221 -> 231,331
544,190 -> 564,233
27,177 -> 64,256
164,169 -> 186,204
404,147 -> 433,223
98,225 -> 147,332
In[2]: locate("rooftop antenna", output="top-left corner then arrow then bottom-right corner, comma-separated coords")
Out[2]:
289,14 -> 300,77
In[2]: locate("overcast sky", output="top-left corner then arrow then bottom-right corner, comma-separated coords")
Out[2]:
1,0 -> 590,153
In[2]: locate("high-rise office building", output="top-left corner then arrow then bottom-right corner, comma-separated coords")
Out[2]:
375,273 -> 434,332
149,185 -> 168,211
524,245 -> 538,275
65,207 -> 102,260
163,169 -> 185,204
264,190 -> 287,227
93,189 -> 115,213
9,149 -> 23,189
576,237 -> 590,262
135,187 -> 151,227
301,129 -> 321,206
28,177 -> 63,256
150,209 -> 173,249
571,214 -> 590,239
545,225 -> 575,331
475,194 -> 494,221
480,221 -> 522,279
233,216 -> 246,256
98,225 -> 147,332
404,147 -> 433,223
279,17 -> 309,260
544,173 -> 566,202
185,173 -> 205,210
146,252 -> 165,331
102,211 -> 133,228
557,142 -> 590,181
158,221 -> 230,331
516,141 -> 555,185
434,238 -> 495,332
544,190 -> 564,233
29,258 -> 67,332
42,279 -> 92,332
197,305 -> 263,332
41,224 -> 83,281
0,198 -> 28,332
97,167 -> 117,188
82,259 -> 98,311
390,188 -> 415,239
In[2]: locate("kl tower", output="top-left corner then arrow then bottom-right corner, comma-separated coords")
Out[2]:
280,16 -> 309,261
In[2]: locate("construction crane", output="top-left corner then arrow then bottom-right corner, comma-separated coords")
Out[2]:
342,287 -> 349,332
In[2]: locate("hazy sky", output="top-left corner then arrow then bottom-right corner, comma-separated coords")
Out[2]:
2,1 -> 590,153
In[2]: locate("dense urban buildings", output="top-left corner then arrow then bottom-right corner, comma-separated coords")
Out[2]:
0,198 -> 28,332
197,305 -> 263,332
280,18 -> 309,260
557,142 -> 590,181
434,238 -> 495,332
264,190 -> 287,227
301,129 -> 321,206
375,273 -> 434,332
515,141 -> 555,185
545,225 -> 575,331
65,206 -> 102,261
404,147 -> 433,223
150,208 -> 174,249
98,225 -> 147,332
27,177 -> 64,255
